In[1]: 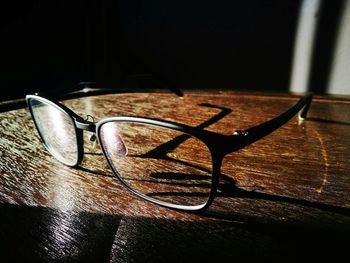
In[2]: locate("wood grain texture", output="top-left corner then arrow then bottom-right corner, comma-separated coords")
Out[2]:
1,90 -> 350,262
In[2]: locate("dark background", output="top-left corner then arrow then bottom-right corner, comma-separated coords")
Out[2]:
0,0 -> 344,101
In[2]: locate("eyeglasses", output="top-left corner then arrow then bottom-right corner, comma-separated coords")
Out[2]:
26,93 -> 312,211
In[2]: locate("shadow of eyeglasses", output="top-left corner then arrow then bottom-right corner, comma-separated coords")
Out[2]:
139,103 -> 232,159
145,172 -> 350,217
305,117 -> 350,126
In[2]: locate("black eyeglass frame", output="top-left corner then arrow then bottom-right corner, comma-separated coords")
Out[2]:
26,93 -> 312,211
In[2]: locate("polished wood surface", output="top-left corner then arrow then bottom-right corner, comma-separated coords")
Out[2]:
1,90 -> 350,262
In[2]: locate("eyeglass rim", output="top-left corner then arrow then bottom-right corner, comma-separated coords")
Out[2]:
96,117 -> 219,211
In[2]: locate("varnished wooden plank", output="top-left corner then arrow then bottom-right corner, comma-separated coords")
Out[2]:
2,91 -> 350,213
1,90 -> 350,261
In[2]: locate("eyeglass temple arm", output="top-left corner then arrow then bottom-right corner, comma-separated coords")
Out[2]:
233,94 -> 313,146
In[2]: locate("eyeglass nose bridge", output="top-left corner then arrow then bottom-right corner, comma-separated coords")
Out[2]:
71,115 -> 104,164
74,117 -> 96,132
74,116 -> 98,147
74,117 -> 128,156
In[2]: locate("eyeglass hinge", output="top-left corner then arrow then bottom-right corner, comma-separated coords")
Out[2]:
233,130 -> 250,146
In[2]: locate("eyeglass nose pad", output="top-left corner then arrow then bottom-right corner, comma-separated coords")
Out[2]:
89,133 -> 99,148
90,134 -> 97,142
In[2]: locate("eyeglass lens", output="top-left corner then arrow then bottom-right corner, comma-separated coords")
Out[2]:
99,121 -> 213,208
29,99 -> 79,166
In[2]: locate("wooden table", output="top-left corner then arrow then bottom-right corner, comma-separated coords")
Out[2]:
1,90 -> 350,262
